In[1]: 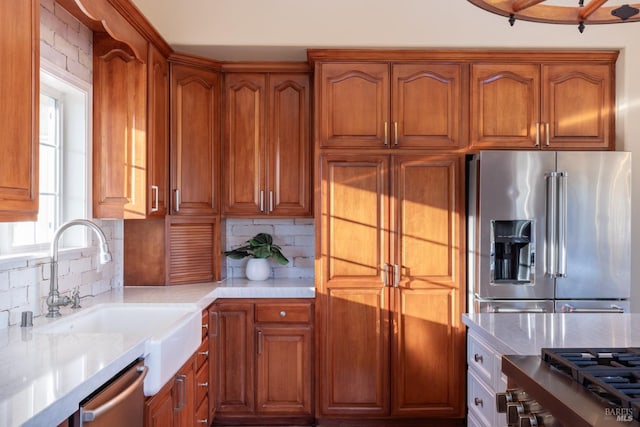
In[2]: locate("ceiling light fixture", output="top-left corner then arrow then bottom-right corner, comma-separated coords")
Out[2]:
467,0 -> 640,32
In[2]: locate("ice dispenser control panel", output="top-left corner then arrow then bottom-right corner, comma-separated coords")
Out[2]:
491,220 -> 534,284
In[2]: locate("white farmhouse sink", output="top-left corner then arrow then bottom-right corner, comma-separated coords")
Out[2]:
35,303 -> 202,396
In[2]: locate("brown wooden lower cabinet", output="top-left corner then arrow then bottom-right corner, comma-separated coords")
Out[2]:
210,299 -> 314,426
145,307 -> 212,427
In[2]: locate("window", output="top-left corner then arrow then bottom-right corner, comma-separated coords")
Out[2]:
0,66 -> 90,256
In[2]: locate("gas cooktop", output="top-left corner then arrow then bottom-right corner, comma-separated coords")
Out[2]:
502,348 -> 640,427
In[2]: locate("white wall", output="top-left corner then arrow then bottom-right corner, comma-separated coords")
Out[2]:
132,0 -> 640,312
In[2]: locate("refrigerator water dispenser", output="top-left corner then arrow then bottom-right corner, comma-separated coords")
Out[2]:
491,220 -> 534,284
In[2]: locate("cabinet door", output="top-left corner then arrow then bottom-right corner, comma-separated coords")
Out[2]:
167,216 -> 220,285
392,64 -> 465,148
174,356 -> 196,427
390,155 -> 466,417
147,44 -> 169,216
316,63 -> 389,148
470,64 -> 540,149
93,34 -> 147,218
317,154 -> 391,416
255,325 -> 312,415
145,382 -> 174,427
0,0 -> 38,221
170,63 -> 220,215
267,73 -> 311,216
211,302 -> 255,416
542,63 -> 614,150
223,73 -> 266,215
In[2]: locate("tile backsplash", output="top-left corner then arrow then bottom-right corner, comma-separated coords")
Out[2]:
224,218 -> 315,280
0,220 -> 123,328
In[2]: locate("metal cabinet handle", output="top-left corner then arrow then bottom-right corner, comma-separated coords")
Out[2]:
151,185 -> 159,212
210,311 -> 218,337
393,264 -> 400,288
384,122 -> 389,146
545,122 -> 550,146
197,419 -> 208,425
82,366 -> 148,423
260,190 -> 265,212
394,121 -> 398,145
474,353 -> 483,363
535,122 -> 540,146
382,264 -> 389,287
257,330 -> 263,354
174,189 -> 180,212
474,397 -> 483,407
269,191 -> 274,212
174,374 -> 186,410
198,350 -> 209,357
198,382 -> 209,388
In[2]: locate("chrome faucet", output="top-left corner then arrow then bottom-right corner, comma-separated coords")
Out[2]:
46,219 -> 112,318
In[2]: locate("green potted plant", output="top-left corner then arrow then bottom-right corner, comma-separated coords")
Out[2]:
224,233 -> 289,280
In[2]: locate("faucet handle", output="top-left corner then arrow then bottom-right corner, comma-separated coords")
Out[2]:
71,287 -> 81,309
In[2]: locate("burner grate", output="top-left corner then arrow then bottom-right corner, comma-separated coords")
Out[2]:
541,348 -> 640,380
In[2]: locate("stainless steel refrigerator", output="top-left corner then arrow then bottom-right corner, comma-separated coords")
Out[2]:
468,151 -> 632,313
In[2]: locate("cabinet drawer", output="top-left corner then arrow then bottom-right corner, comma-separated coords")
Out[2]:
196,396 -> 209,426
468,369 -> 500,427
467,331 -> 498,386
196,337 -> 209,371
202,309 -> 209,339
195,363 -> 209,407
255,303 -> 311,323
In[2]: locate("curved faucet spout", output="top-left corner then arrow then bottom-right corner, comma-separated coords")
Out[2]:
47,219 -> 112,318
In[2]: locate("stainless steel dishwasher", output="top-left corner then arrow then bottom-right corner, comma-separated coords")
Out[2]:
77,359 -> 147,427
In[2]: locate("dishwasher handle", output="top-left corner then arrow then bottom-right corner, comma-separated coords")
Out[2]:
82,365 -> 148,423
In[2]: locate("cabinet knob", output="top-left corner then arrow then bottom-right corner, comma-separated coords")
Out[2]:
474,397 -> 483,407
198,350 -> 209,357
197,419 -> 208,424
474,353 -> 483,363
198,382 -> 208,388
279,310 -> 286,318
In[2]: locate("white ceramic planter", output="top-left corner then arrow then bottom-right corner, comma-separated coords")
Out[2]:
245,258 -> 271,281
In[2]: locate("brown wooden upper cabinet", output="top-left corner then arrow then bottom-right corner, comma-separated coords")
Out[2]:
222,71 -> 311,217
0,0 -> 39,221
169,61 -> 221,216
470,61 -> 616,150
316,62 -> 465,149
316,153 -> 466,419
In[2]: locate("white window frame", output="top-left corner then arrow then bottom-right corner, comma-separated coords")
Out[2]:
0,59 -> 92,258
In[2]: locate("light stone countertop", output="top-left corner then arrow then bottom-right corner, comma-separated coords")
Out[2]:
462,312 -> 640,356
0,278 -> 315,427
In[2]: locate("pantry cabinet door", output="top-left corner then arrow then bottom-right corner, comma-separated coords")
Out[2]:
317,154 -> 391,416
390,154 -> 466,417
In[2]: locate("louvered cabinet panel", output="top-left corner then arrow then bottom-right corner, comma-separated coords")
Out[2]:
167,216 -> 220,284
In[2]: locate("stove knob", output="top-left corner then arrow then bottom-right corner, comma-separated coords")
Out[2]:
507,402 -> 525,425
496,389 -> 528,413
519,414 -> 539,427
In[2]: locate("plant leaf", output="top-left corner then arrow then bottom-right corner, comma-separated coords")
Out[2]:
253,246 -> 271,259
271,247 -> 289,265
224,250 -> 251,259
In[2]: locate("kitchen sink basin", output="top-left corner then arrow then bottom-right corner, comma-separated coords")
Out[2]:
35,303 -> 202,396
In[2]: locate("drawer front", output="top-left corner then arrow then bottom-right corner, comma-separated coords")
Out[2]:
196,363 -> 209,407
467,408 -> 488,427
467,331 -> 498,386
468,369 -> 499,427
255,303 -> 311,323
196,337 -> 209,371
196,396 -> 209,426
202,309 -> 209,339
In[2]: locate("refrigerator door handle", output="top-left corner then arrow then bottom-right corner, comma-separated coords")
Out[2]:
545,172 -> 559,277
492,307 -> 546,313
557,172 -> 568,277
560,304 -> 625,314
